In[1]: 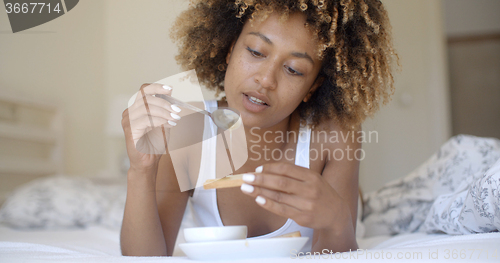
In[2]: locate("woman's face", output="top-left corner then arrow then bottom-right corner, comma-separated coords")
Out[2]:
224,11 -> 323,129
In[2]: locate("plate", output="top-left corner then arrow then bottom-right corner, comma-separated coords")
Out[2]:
179,237 -> 309,261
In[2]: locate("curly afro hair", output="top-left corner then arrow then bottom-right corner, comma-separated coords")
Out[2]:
170,0 -> 398,129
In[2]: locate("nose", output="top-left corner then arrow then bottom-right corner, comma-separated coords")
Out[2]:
254,59 -> 278,90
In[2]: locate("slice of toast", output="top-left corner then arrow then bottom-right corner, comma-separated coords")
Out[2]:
273,231 -> 302,238
203,174 -> 244,189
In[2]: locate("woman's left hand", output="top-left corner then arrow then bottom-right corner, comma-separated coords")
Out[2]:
240,162 -> 345,230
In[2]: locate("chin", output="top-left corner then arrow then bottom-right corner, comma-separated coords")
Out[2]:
239,113 -> 260,128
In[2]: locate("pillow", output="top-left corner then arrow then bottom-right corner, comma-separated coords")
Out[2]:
362,135 -> 500,237
421,157 -> 500,234
0,175 -> 105,228
97,183 -> 127,229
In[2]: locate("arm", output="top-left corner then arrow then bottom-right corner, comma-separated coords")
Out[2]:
240,124 -> 360,253
311,126 -> 360,253
156,152 -> 191,256
120,83 -> 190,256
120,153 -> 190,256
120,166 -> 166,256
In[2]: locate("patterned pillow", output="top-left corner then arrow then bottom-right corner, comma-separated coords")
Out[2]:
0,175 -> 105,228
362,135 -> 500,237
422,157 -> 500,234
97,183 -> 126,229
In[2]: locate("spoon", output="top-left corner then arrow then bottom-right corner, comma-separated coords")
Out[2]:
154,94 -> 240,174
156,95 -> 240,130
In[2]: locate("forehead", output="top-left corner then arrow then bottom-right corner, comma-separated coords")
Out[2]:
239,12 -> 320,57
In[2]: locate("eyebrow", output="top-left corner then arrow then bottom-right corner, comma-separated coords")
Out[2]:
248,31 -> 315,65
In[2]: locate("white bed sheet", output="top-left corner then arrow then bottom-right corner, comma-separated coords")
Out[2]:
2,134 -> 500,262
1,224 -> 499,262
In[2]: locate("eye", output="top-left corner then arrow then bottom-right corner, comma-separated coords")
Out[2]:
284,65 -> 303,76
246,47 -> 264,58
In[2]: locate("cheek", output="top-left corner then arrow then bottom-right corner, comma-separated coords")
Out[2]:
272,86 -> 307,117
279,82 -> 310,102
223,63 -> 239,93
224,54 -> 255,90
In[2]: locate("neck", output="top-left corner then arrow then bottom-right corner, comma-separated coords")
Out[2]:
243,111 -> 300,162
217,99 -> 300,165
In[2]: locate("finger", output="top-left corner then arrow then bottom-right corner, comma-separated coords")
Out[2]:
133,115 -> 177,129
122,108 -> 129,119
133,127 -> 170,155
138,84 -> 171,110
128,84 -> 173,109
240,184 -> 310,211
121,108 -> 170,155
121,108 -> 134,140
253,195 -> 302,219
129,104 -> 181,123
131,121 -> 174,150
129,95 -> 181,131
130,115 -> 177,140
140,83 -> 173,96
258,163 -> 312,182
129,94 -> 181,114
243,172 -> 303,195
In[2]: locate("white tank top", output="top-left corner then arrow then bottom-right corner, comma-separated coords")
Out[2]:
189,100 -> 314,252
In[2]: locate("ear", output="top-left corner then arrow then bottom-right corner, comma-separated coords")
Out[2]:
303,76 -> 324,103
226,40 -> 236,64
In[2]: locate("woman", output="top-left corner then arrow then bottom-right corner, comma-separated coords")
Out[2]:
121,0 -> 396,256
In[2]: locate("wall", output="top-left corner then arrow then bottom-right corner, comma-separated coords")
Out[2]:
359,0 -> 451,192
1,0 -> 451,194
102,1 -> 451,192
103,0 -> 209,177
443,0 -> 500,140
0,1 -> 107,177
443,0 -> 500,36
104,0 -> 189,97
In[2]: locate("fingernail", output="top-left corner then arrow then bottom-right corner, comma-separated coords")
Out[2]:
255,196 -> 266,205
240,183 -> 254,193
255,166 -> 263,173
242,173 -> 255,183
163,85 -> 172,91
168,120 -> 177,126
171,113 -> 181,120
171,105 -> 181,113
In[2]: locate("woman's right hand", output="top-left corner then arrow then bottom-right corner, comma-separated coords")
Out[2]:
122,83 -> 182,174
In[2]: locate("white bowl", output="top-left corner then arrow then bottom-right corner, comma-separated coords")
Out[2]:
180,237 -> 309,260
184,226 -> 247,243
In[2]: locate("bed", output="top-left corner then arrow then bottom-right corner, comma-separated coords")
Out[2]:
0,94 -> 499,262
1,224 -> 498,262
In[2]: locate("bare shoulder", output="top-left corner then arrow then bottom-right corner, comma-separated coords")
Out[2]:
311,119 -> 362,239
307,118 -> 366,181
311,119 -> 363,152
311,119 -> 361,211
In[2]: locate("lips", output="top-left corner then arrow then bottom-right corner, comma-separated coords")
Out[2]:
243,92 -> 271,106
241,92 -> 270,113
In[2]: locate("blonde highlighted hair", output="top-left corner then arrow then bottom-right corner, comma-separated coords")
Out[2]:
171,0 -> 398,129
